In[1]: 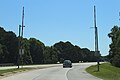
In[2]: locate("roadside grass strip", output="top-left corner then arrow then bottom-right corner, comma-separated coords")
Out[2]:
0,68 -> 33,76
86,63 -> 120,80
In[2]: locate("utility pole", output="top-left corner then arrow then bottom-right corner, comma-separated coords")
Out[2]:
18,7 -> 25,69
94,5 -> 100,71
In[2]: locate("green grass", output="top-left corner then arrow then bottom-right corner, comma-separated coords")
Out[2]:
0,68 -> 33,76
86,63 -> 120,80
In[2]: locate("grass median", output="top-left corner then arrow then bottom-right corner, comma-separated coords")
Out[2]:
86,63 -> 120,80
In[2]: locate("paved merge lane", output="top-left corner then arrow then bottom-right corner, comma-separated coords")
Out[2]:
67,63 -> 102,80
0,63 -> 102,80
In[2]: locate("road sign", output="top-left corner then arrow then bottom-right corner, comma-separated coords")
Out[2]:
19,49 -> 24,55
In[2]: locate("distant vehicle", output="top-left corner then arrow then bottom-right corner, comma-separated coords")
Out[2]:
63,60 -> 72,68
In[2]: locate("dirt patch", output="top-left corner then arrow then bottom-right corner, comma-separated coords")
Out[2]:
0,69 -> 32,79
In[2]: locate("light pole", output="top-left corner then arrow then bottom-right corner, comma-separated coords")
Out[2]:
18,7 -> 25,69
94,5 -> 100,71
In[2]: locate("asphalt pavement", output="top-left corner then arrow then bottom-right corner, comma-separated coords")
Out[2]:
67,63 -> 102,80
0,62 -> 102,80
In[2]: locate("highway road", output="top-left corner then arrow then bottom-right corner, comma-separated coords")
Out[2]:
0,62 -> 102,80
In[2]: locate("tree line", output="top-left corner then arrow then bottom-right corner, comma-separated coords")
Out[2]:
108,26 -> 120,67
0,27 -> 100,65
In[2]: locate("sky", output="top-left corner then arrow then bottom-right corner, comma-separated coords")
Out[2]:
0,0 -> 120,56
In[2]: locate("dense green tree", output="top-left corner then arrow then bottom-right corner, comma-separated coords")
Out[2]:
53,41 -> 74,62
0,27 -> 6,42
0,44 -> 2,54
81,48 -> 90,62
4,31 -> 18,63
22,38 -> 33,64
0,44 -> 9,63
108,26 -> 120,67
0,27 -> 18,64
29,38 -> 45,64
74,46 -> 82,61
81,49 -> 98,62
101,55 -> 110,62
44,46 -> 59,64
53,41 -> 98,63
111,54 -> 120,67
